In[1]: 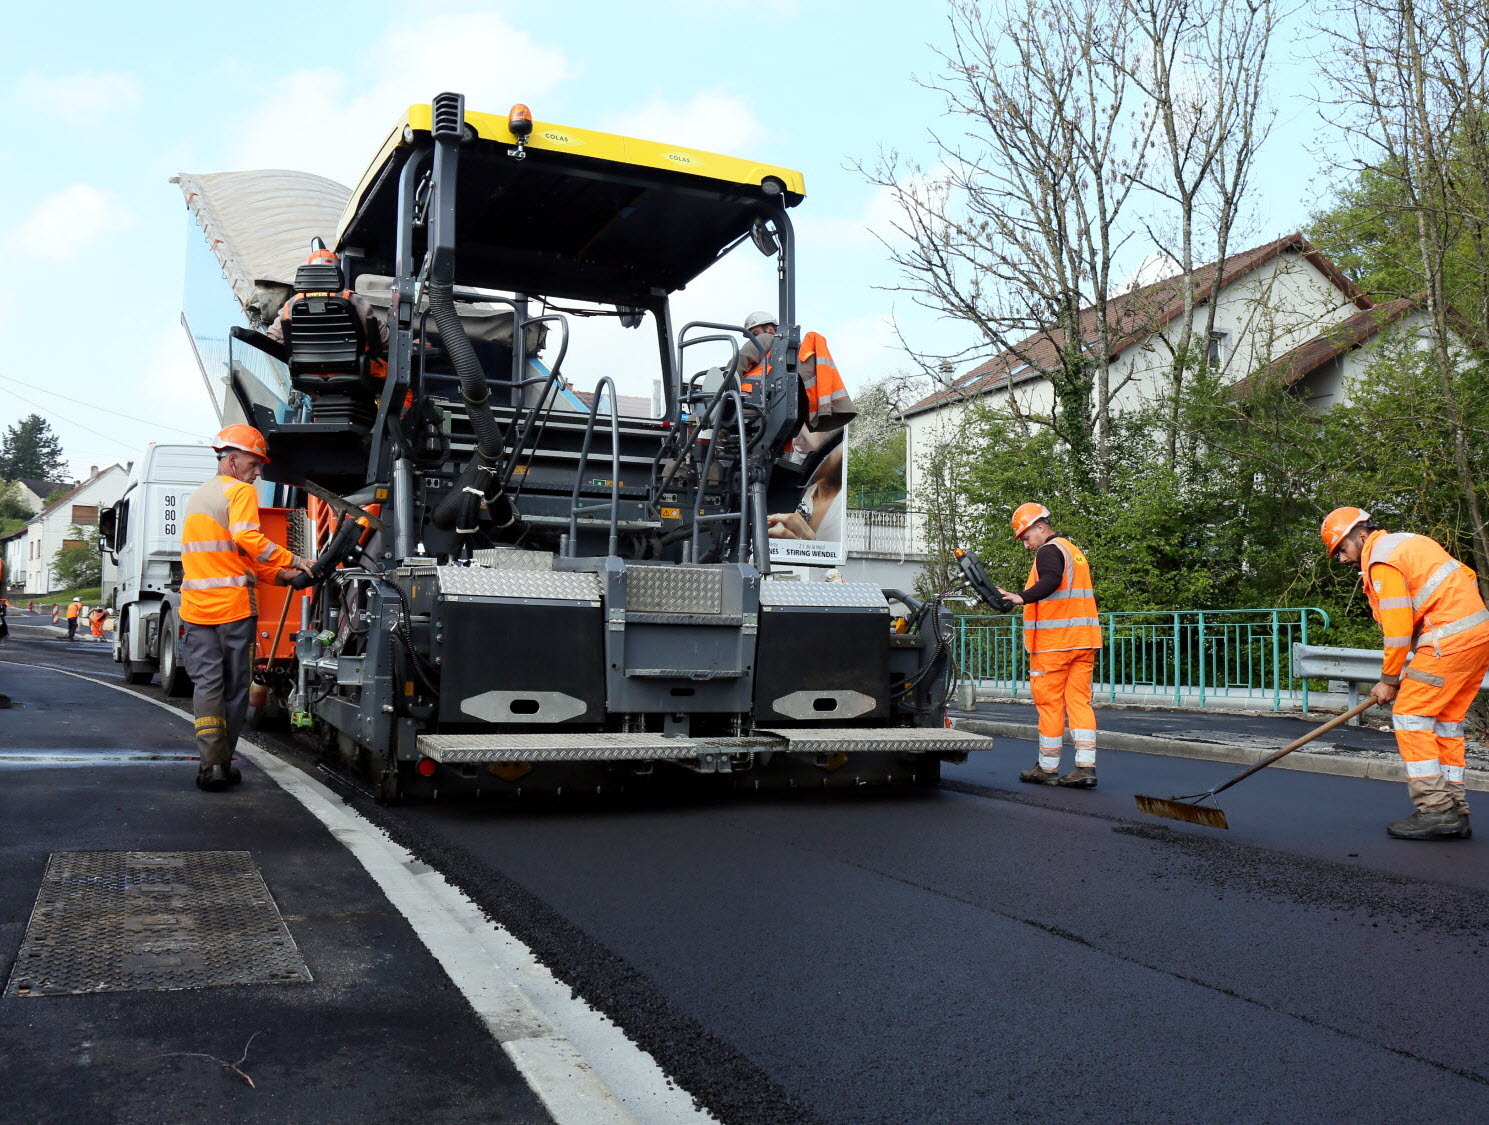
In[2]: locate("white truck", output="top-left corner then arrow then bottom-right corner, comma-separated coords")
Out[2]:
99,444 -> 218,693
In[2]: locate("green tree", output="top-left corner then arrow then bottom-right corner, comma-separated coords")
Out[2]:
845,379 -> 909,506
52,525 -> 102,590
0,414 -> 67,482
0,480 -> 32,522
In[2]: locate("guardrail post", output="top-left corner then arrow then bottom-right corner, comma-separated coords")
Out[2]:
1197,611 -> 1208,706
1270,609 -> 1281,712
1172,612 -> 1182,706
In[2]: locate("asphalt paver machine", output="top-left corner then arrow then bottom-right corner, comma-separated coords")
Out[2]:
232,93 -> 988,799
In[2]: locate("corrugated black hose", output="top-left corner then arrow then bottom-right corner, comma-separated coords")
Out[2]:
426,279 -> 519,534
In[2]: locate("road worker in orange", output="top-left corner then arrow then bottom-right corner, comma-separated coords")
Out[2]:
180,425 -> 313,792
1322,507 -> 1489,840
737,311 -> 856,436
88,604 -> 108,641
996,504 -> 1103,788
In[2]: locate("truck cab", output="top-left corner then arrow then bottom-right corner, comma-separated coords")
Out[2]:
99,444 -> 218,690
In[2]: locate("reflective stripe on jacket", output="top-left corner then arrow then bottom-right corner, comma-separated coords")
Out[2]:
64,603 -> 81,619
1362,530 -> 1489,679
179,475 -> 293,626
1023,537 -> 1102,653
745,331 -> 856,431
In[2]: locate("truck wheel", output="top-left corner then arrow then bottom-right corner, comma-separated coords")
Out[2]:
158,607 -> 192,697
120,610 -> 153,686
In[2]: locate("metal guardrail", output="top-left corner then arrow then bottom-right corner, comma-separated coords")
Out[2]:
955,608 -> 1331,712
1292,643 -> 1489,722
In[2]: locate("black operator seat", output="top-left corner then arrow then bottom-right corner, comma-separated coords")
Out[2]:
280,258 -> 376,398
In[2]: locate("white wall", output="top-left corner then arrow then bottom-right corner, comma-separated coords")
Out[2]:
21,466 -> 126,594
903,249 -> 1374,504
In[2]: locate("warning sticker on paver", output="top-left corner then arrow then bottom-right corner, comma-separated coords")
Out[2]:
4,851 -> 310,997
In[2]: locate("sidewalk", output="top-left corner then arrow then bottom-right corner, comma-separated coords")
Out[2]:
954,699 -> 1489,792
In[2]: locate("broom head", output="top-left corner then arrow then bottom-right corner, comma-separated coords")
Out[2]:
1134,793 -> 1230,829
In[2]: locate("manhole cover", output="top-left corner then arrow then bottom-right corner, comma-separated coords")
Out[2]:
5,851 -> 311,997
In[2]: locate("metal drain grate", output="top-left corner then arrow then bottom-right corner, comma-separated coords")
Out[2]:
5,851 -> 311,997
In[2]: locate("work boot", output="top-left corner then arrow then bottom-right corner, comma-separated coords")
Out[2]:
1386,808 -> 1472,840
227,764 -> 242,786
1056,766 -> 1098,789
195,764 -> 232,792
1018,766 -> 1061,785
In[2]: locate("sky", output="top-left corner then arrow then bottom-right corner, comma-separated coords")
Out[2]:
1,0 -> 1343,483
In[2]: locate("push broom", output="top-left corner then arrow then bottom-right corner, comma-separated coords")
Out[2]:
1134,699 -> 1375,829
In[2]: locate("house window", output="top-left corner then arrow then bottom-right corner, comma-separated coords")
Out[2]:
1207,332 -> 1228,365
72,504 -> 99,526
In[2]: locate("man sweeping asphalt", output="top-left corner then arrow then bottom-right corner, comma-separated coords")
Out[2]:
1322,506 -> 1489,840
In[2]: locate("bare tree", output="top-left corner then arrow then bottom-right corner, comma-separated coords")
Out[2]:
1121,0 -> 1279,460
1317,0 -> 1489,579
870,0 -> 1278,486
868,0 -> 1151,490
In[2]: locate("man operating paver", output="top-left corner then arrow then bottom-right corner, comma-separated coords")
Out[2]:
996,502 -> 1103,788
179,425 -> 313,791
1322,506 -> 1489,840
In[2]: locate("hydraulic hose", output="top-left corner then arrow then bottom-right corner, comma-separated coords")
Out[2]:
288,516 -> 369,589
426,278 -> 519,534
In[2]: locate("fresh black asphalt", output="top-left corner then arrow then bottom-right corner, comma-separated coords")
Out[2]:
4,612 -> 1489,1124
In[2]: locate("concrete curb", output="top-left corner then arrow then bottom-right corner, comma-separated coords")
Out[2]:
957,718 -> 1489,793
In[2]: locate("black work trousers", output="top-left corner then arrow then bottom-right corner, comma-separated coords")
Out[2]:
182,617 -> 255,770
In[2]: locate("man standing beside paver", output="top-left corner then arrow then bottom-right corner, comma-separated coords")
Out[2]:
996,502 -> 1103,788
180,425 -> 313,792
64,597 -> 82,641
1322,506 -> 1489,840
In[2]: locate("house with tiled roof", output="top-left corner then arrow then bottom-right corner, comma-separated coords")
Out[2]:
12,478 -> 74,514
9,465 -> 126,594
898,234 -> 1446,501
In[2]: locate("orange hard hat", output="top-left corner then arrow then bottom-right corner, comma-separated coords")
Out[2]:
1321,506 -> 1370,554
212,424 -> 271,462
1011,502 -> 1050,538
307,247 -> 338,266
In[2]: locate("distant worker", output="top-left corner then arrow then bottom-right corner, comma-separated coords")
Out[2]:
180,425 -> 314,792
89,604 -> 108,641
64,597 -> 82,641
995,503 -> 1103,788
737,311 -> 856,438
1322,507 -> 1489,840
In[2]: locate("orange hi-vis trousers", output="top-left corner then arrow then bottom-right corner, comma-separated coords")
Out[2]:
1031,648 -> 1098,770
1391,638 -> 1489,814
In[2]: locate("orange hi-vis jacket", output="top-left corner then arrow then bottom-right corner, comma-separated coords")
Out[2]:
64,602 -> 81,620
1023,537 -> 1102,654
179,475 -> 294,626
1361,530 -> 1489,682
745,331 -> 856,431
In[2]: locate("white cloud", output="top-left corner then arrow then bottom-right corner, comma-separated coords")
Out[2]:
229,11 -> 572,183
11,184 -> 136,260
17,71 -> 142,124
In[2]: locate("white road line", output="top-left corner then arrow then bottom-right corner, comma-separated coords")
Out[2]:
2,660 -> 716,1125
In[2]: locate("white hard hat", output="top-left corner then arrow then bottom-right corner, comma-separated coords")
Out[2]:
743,310 -> 777,332
73,597 -> 82,602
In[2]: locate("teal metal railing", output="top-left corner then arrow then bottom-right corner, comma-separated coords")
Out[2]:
953,607 -> 1331,712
